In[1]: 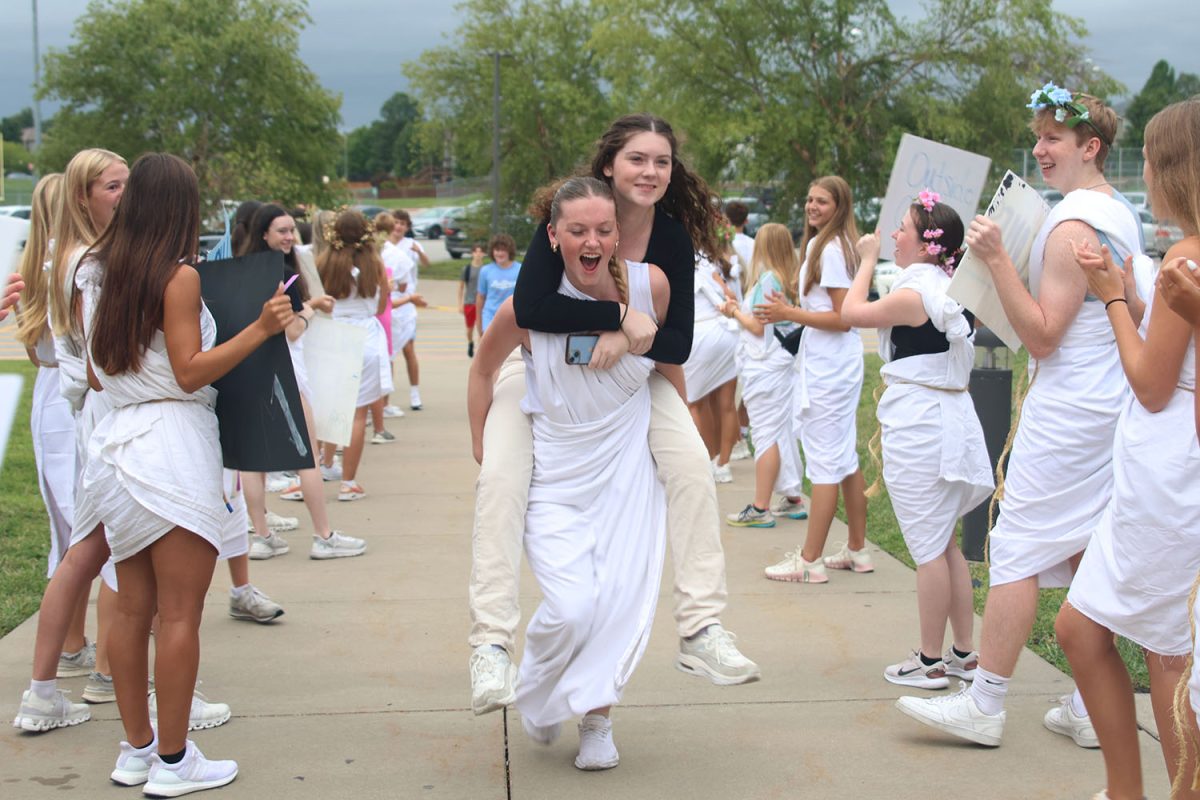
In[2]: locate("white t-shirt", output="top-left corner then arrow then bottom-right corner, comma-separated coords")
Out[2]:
798,237 -> 853,315
732,232 -> 755,272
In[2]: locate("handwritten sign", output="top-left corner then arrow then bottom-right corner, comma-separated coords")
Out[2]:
0,215 -> 27,278
878,135 -> 991,259
947,171 -> 1050,351
303,316 -> 366,446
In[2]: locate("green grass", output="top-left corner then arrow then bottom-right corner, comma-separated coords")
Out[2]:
848,352 -> 1150,691
2,175 -> 34,204
0,361 -> 51,640
422,258 -> 467,281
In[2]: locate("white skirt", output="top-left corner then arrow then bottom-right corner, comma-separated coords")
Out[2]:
683,318 -> 738,403
31,367 -> 77,576
392,303 -> 416,352
1067,388 -> 1200,655
69,388 -> 118,590
794,331 -> 863,484
339,315 -> 394,407
741,351 -> 804,497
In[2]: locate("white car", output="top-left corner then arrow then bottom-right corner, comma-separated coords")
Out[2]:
873,260 -> 899,298
0,205 -> 32,219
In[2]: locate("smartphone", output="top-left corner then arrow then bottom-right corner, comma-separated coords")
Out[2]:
565,333 -> 600,365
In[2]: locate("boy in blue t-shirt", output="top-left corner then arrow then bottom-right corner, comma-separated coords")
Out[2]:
475,233 -> 522,334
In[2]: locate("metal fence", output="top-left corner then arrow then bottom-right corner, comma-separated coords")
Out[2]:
1011,147 -> 1146,193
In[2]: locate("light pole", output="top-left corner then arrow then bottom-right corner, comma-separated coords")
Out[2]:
31,0 -> 44,177
488,51 -> 511,235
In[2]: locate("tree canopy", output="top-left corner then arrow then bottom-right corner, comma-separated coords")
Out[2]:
38,0 -> 343,211
345,92 -> 424,181
1125,60 -> 1200,148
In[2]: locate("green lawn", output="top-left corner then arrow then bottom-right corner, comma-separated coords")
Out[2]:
0,361 -> 50,640
2,175 -> 34,204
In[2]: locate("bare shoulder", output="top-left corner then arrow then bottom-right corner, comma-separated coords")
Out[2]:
164,264 -> 201,306
1164,236 -> 1200,264
1047,219 -> 1099,250
646,263 -> 670,300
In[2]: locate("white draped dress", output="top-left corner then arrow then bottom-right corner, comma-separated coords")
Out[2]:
738,272 -> 804,497
30,325 -> 77,576
794,240 -> 863,484
1068,292 -> 1199,655
515,261 -> 667,728
988,190 -> 1141,588
331,282 -> 394,407
77,260 -> 247,562
876,264 -> 994,565
683,255 -> 739,403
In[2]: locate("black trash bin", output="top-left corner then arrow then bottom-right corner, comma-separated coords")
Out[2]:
962,326 -> 1013,562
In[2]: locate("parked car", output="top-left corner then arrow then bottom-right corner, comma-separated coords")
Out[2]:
1121,191 -> 1149,210
1139,209 -> 1185,257
873,260 -> 899,299
0,205 -> 32,219
411,206 -> 463,239
352,204 -> 389,221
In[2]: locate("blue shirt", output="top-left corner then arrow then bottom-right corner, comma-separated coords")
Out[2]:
477,261 -> 522,331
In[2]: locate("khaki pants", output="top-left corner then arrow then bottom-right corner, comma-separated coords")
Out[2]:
468,353 -> 729,654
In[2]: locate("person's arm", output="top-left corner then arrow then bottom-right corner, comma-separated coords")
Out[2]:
163,265 -> 293,393
410,239 -> 431,268
840,232 -> 928,329
467,298 -> 526,464
375,265 -> 390,316
968,215 -> 1087,359
641,222 -> 695,364
1077,242 -> 1195,412
514,222 -> 621,333
457,265 -> 468,308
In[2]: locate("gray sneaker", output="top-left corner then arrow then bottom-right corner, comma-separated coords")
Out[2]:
82,671 -> 115,704
469,646 -> 516,715
370,430 -> 395,444
12,688 -> 90,732
677,624 -> 762,685
725,504 -> 776,528
248,532 -> 290,560
57,639 -> 95,678
149,688 -> 231,731
310,531 -> 366,560
228,585 -> 284,623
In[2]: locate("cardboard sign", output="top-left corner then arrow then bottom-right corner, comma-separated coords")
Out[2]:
196,251 -> 314,472
0,215 -> 27,278
0,374 -> 23,475
878,134 -> 991,259
302,316 -> 366,446
947,171 -> 1051,351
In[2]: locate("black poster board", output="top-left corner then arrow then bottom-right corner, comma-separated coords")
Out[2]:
196,251 -> 313,472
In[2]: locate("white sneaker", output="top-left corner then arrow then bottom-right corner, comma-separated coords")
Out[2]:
264,473 -> 291,493
895,682 -> 1004,746
410,389 -> 423,410
383,404 -> 405,418
943,648 -> 978,681
574,714 -> 619,770
338,481 -> 366,502
1044,694 -> 1100,748
265,511 -> 298,531
149,687 -> 232,731
730,439 -> 751,461
310,531 -> 366,560
228,585 -> 284,623
143,740 -> 237,797
111,734 -> 156,786
711,459 -> 733,483
469,646 -> 516,715
823,542 -> 874,573
12,688 -> 90,732
764,550 -> 828,583
676,624 -> 761,685
248,532 -> 290,560
83,671 -> 115,704
884,651 -> 950,689
319,463 -> 342,482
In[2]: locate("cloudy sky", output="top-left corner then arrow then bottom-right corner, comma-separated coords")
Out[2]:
2,0 -> 1198,131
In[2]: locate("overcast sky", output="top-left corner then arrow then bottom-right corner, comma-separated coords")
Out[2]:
2,0 -> 1198,131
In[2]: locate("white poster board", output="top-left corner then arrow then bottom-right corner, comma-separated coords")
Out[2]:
0,374 -> 23,474
947,171 -> 1051,352
878,134 -> 991,259
0,215 -> 28,278
302,316 -> 366,446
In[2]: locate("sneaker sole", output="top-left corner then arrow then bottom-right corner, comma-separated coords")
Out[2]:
14,712 -> 90,732
778,511 -> 809,520
574,755 -> 619,771
1043,712 -> 1100,748
370,439 -> 395,445
472,688 -> 517,716
714,476 -> 733,484
763,571 -> 828,583
824,562 -> 874,573
267,523 -> 299,532
82,690 -> 116,704
725,520 -> 776,528
884,670 -> 950,690
675,653 -> 761,686
338,493 -> 366,502
945,666 -> 976,681
894,698 -> 1001,746
110,767 -> 150,786
56,665 -> 91,679
143,770 -> 237,798
310,547 -> 366,560
279,493 -> 304,501
187,709 -> 232,731
228,610 -> 284,624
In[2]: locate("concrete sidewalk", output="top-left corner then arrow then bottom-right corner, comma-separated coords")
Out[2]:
0,279 -> 1169,798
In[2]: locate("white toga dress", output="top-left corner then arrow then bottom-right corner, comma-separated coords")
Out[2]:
683,255 -> 739,403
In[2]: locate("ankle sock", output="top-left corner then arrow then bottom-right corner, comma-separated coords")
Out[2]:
230,584 -> 252,600
969,667 -> 1010,716
1069,688 -> 1089,717
951,645 -> 973,659
159,747 -> 185,765
752,505 -> 766,513
131,738 -> 155,752
919,651 -> 942,667
29,678 -> 57,702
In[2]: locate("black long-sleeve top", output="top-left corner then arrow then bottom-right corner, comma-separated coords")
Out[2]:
512,206 -> 695,364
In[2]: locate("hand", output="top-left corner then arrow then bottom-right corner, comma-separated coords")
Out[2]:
1071,240 -> 1125,304
310,294 -> 335,313
621,306 -> 657,356
754,290 -> 793,324
856,231 -> 881,264
1158,257 -> 1200,327
410,293 -> 428,309
965,215 -> 1006,267
258,284 -> 296,335
589,330 -> 630,370
721,299 -> 738,318
0,272 -> 25,321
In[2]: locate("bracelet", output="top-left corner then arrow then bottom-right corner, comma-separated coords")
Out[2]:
619,302 -> 629,328
1104,297 -> 1127,310
300,314 -> 310,329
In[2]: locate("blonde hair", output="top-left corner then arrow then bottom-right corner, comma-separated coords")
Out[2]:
1173,572 -> 1200,796
16,173 -> 63,348
48,148 -> 126,336
799,176 -> 859,296
1145,98 -> 1200,238
747,223 -> 800,304
374,212 -> 396,236
312,209 -> 336,260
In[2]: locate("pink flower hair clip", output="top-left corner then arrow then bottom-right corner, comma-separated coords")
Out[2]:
922,228 -> 944,240
917,189 -> 940,212
926,243 -> 945,257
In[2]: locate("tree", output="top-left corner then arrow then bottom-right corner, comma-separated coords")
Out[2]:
1125,60 -> 1200,147
3,141 -> 35,176
1,108 -> 34,146
404,0 -> 616,223
37,0 -> 342,213
345,92 -> 423,181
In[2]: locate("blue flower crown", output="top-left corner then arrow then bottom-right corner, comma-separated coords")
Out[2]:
1027,82 -> 1111,146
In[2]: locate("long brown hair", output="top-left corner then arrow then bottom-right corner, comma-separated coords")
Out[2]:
317,209 -> 383,300
1145,97 -> 1200,238
239,203 -> 308,301
16,173 -> 63,348
89,153 -> 200,375
548,177 -> 627,303
799,175 -> 859,296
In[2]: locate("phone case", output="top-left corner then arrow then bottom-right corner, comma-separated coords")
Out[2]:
565,334 -> 600,365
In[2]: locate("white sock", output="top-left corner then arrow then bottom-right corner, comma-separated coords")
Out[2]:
230,584 -> 252,599
1069,687 -> 1088,717
969,667 -> 1010,716
410,386 -> 421,402
29,678 -> 57,701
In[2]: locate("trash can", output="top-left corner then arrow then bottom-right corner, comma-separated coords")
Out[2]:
962,326 -> 1012,562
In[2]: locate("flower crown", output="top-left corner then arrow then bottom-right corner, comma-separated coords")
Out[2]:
1026,82 -> 1112,146
913,189 -> 958,274
322,210 -> 376,251
715,220 -> 736,247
